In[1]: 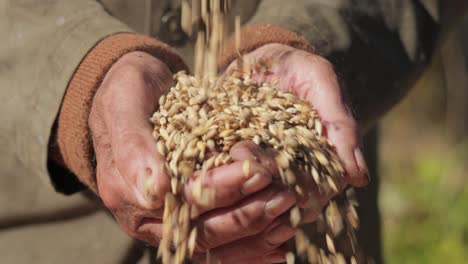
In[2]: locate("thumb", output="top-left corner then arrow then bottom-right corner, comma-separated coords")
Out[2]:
291,56 -> 369,187
112,128 -> 170,208
324,119 -> 369,187
103,88 -> 171,209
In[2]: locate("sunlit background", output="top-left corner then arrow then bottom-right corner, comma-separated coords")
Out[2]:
380,15 -> 468,264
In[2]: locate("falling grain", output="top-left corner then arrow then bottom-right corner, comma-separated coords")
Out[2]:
242,159 -> 250,178
151,1 -> 363,263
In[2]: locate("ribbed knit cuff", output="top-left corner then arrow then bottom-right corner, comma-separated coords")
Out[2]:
218,24 -> 315,70
56,33 -> 188,193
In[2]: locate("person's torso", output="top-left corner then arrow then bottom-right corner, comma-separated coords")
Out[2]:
99,0 -> 261,69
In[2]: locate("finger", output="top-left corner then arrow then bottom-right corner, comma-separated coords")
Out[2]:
112,129 -> 170,208
131,217 -> 164,246
264,252 -> 289,264
185,159 -> 273,215
195,186 -> 296,250
290,55 -> 369,187
192,232 -> 291,264
95,150 -> 164,247
193,253 -> 285,264
207,223 -> 294,263
325,119 -> 368,187
186,140 -> 277,215
115,210 -> 164,247
230,140 -> 279,176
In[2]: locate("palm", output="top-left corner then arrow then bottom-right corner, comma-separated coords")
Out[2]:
227,43 -> 369,187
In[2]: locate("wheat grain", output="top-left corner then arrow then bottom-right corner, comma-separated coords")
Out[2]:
150,1 -> 364,263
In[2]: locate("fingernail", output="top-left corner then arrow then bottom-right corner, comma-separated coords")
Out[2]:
264,252 -> 286,263
241,173 -> 268,195
354,148 -> 369,181
265,191 -> 296,218
266,224 -> 296,245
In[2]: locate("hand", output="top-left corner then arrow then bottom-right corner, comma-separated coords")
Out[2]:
225,43 -> 369,211
189,141 -> 298,263
90,51 -> 173,243
89,52 -> 296,263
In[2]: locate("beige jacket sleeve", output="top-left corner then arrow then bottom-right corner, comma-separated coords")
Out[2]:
0,1 -> 187,194
235,0 -> 464,130
0,1 -> 132,191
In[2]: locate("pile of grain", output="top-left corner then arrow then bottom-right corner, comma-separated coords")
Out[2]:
149,1 -> 363,263
151,71 -> 360,264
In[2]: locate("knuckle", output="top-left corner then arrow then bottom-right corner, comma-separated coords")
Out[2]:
230,207 -> 267,236
263,240 -> 279,251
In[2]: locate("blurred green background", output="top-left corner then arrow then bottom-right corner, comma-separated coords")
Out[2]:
380,16 -> 468,264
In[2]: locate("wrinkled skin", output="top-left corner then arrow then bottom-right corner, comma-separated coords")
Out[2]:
89,44 -> 368,263
226,43 -> 369,188
224,43 -> 371,247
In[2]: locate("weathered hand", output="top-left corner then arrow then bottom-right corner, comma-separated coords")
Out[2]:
89,51 -> 173,243
225,43 -> 370,219
227,43 -> 369,187
189,141 -> 297,264
89,52 -> 295,263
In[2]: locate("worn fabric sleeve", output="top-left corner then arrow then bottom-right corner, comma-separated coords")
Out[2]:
221,0 -> 443,130
0,1 -> 186,195
0,1 -> 131,194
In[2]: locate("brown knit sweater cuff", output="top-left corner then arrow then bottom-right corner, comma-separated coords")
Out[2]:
56,33 -> 188,193
219,24 -> 315,70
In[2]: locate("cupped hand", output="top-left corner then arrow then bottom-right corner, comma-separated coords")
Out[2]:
89,52 -> 295,263
225,43 -> 369,188
188,141 -> 296,263
222,43 -> 370,230
90,51 -> 173,243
